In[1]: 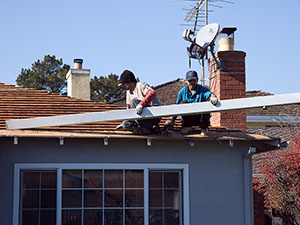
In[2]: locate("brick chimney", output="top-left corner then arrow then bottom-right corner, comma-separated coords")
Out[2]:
209,51 -> 246,130
66,59 -> 91,100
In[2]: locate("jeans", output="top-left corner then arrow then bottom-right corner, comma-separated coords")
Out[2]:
122,99 -> 160,130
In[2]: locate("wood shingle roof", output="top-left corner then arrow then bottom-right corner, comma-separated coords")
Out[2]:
0,82 -> 280,146
0,82 -> 124,131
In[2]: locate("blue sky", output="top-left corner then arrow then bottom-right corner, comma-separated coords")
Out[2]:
0,0 -> 299,94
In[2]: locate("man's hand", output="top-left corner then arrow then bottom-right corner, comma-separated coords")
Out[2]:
116,123 -> 123,130
210,96 -> 218,105
136,104 -> 144,115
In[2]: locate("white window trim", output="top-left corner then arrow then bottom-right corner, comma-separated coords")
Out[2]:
13,163 -> 190,225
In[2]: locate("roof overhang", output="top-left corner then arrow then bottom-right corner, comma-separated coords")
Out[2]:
0,129 -> 280,153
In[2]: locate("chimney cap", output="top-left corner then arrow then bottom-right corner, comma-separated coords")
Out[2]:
219,27 -> 237,36
74,58 -> 83,63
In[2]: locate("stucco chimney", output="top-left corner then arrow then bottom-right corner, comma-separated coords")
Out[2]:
209,51 -> 246,131
66,59 -> 90,100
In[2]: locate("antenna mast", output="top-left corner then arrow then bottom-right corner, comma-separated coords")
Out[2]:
166,0 -> 235,86
201,0 -> 208,86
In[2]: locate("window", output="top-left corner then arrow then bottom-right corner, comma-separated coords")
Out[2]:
14,164 -> 189,225
149,171 -> 182,225
20,170 -> 57,225
61,169 -> 144,225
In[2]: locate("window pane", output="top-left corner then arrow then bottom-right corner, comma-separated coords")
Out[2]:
104,190 -> 123,207
165,209 -> 180,225
85,170 -> 103,188
62,170 -> 82,188
149,190 -> 162,207
84,190 -> 103,207
164,190 -> 179,208
23,210 -> 39,225
125,190 -> 144,207
41,190 -> 56,208
23,190 -> 39,208
164,172 -> 179,188
84,209 -> 102,225
125,209 -> 144,225
22,171 -> 40,188
62,190 -> 82,208
149,172 -> 162,188
40,210 -> 56,225
149,209 -> 163,225
104,170 -> 123,188
41,172 -> 57,188
104,209 -> 123,225
125,170 -> 143,188
62,210 -> 81,225
149,170 -> 183,225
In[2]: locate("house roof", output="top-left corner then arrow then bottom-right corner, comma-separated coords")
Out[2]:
247,91 -> 300,116
0,82 -> 280,150
112,78 -> 187,107
247,126 -> 300,142
0,82 -> 124,132
114,81 -> 300,117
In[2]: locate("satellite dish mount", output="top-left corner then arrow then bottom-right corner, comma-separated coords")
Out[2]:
183,23 -> 224,69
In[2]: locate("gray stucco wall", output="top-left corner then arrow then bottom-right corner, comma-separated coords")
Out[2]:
0,137 -> 252,225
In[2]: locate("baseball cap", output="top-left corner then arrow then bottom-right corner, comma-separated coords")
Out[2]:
118,70 -> 137,86
185,70 -> 198,81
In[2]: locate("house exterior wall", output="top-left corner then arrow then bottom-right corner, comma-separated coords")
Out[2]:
0,137 -> 253,225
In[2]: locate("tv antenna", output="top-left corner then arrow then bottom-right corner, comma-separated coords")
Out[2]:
166,0 -> 234,85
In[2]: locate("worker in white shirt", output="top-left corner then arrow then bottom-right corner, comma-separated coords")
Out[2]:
117,70 -> 161,134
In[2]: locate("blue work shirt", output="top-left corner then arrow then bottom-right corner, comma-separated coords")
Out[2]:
176,84 -> 212,104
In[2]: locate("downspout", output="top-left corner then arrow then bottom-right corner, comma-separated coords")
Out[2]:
243,146 -> 256,225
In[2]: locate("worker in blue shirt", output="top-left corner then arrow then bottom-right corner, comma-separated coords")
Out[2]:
165,70 -> 218,135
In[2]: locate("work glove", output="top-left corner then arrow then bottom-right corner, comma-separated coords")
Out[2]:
164,120 -> 174,130
210,96 -> 218,105
115,123 -> 123,130
136,104 -> 144,115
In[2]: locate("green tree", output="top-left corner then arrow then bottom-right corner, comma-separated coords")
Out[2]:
90,74 -> 126,103
16,55 -> 70,94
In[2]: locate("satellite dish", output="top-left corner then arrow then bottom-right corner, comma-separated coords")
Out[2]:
195,23 -> 219,49
183,23 -> 224,69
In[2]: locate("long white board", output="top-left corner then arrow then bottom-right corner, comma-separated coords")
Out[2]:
6,92 -> 300,130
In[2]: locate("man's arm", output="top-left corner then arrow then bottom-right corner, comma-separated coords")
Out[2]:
136,84 -> 157,115
139,89 -> 156,107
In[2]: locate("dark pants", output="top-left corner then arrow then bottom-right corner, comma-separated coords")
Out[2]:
122,99 -> 160,130
182,114 -> 211,129
179,100 -> 210,129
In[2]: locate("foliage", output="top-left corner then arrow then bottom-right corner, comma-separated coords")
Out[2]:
16,55 -> 70,94
254,127 -> 300,225
90,74 -> 126,103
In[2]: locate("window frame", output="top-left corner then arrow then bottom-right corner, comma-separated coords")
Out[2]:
13,163 -> 190,225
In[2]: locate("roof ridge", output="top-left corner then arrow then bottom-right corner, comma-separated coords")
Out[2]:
152,78 -> 184,89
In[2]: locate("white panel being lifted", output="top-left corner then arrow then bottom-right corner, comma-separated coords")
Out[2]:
6,92 -> 300,130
